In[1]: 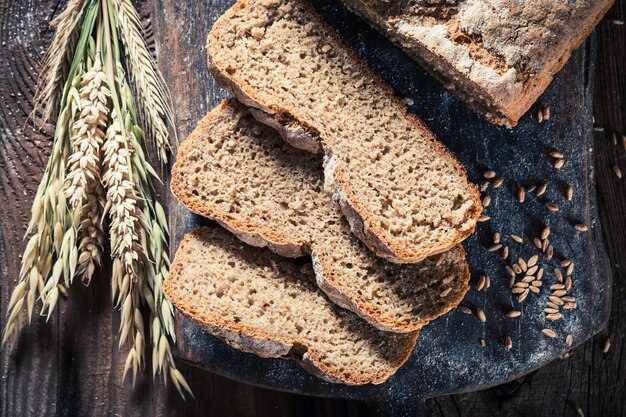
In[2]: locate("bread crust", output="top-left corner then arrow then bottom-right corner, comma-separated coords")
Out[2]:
171,100 -> 471,333
206,0 -> 482,264
164,227 -> 419,385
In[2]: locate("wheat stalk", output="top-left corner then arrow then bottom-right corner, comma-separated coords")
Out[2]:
34,0 -> 89,121
109,0 -> 173,162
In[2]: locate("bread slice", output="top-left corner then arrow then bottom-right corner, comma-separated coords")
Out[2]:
164,227 -> 418,385
206,0 -> 482,264
171,99 -> 470,333
339,0 -> 614,127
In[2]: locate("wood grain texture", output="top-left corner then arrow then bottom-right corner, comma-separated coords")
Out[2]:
0,1 -> 623,417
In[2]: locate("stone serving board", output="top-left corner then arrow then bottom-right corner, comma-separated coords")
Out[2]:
171,0 -> 611,411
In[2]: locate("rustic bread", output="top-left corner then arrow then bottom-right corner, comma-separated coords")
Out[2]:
172,100 -> 470,333
164,227 -> 418,385
340,0 -> 614,127
206,0 -> 481,264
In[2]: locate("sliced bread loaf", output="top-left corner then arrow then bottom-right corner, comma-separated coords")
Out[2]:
171,100 -> 470,333
164,227 -> 418,385
339,0 -> 613,127
206,0 -> 482,264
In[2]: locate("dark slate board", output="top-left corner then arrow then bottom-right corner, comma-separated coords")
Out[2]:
171,0 -> 611,412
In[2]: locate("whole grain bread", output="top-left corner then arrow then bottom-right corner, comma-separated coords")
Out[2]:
164,227 -> 418,385
172,100 -> 470,333
206,0 -> 482,264
340,0 -> 614,127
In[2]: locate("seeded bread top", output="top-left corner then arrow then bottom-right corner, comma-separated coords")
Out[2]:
171,100 -> 470,333
206,0 -> 481,264
164,227 -> 418,385
340,0 -> 614,126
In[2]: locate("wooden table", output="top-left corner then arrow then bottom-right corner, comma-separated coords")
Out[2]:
1,1 -> 624,416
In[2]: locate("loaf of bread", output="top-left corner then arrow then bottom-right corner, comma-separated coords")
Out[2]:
172,100 -> 470,333
340,0 -> 614,127
164,227 -> 418,385
206,0 -> 481,264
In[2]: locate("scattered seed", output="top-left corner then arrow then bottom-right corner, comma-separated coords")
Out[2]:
566,185 -> 574,201
512,287 -> 527,294
574,405 -> 584,417
552,289 -> 567,297
542,328 -> 557,338
562,352 -> 571,359
477,275 -> 487,291
505,310 -> 522,318
553,159 -> 565,169
484,170 -> 496,179
574,223 -> 589,232
543,107 -> 551,120
478,215 -> 490,222
531,280 -> 542,287
544,308 -> 560,314
527,185 -> 537,193
545,202 -> 559,212
547,245 -> 554,260
541,226 -> 551,240
594,126 -> 604,132
518,289 -> 530,302
546,302 -> 559,309
623,135 -> 626,151
514,281 -> 530,288
563,302 -> 577,310
505,335 -> 513,351
502,246 -> 509,260
527,255 -> 539,268
566,263 -> 574,276
534,237 -> 543,249
603,337 -> 611,353
610,18 -> 624,25
529,285 -> 540,294
505,266 -> 516,277
488,243 -> 503,252
518,258 -> 527,271
550,151 -> 564,159
555,268 -> 564,282
510,234 -> 523,244
476,307 -> 486,322
480,339 -> 486,347
493,178 -> 504,188
537,109 -> 544,123
493,232 -> 501,244
542,239 -> 549,252
561,259 -> 572,267
613,166 -> 622,179
551,284 -> 565,290
517,187 -> 525,202
546,313 -> 562,321
564,278 -> 572,291
536,268 -> 544,280
458,305 -> 472,315
482,195 -> 491,207
480,181 -> 490,192
562,296 -> 576,303
549,296 -> 565,306
566,334 -> 573,347
522,275 -> 535,283
536,183 -> 547,196
508,276 -> 516,288
612,132 -> 618,145
527,265 -> 539,276
512,264 -> 522,274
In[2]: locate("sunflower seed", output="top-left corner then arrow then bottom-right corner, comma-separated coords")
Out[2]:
517,187 -> 525,202
542,328 -> 557,338
546,313 -> 562,321
541,226 -> 551,240
476,307 -> 486,322
482,195 -> 492,207
458,305 -> 472,315
565,277 -> 572,291
478,215 -> 491,222
518,289 -> 530,302
574,223 -> 589,232
493,233 -> 501,244
603,337 -> 611,353
549,296 -> 565,306
545,202 -> 559,212
511,234 -> 523,243
502,246 -> 509,260
553,159 -> 565,169
566,263 -> 574,276
613,165 -> 622,179
493,178 -> 504,188
566,334 -> 573,347
505,335 -> 513,351
536,183 -> 547,196
505,310 -> 522,318
484,170 -> 496,179
555,268 -> 564,282
534,238 -> 543,249
488,244 -> 503,252
550,151 -> 564,159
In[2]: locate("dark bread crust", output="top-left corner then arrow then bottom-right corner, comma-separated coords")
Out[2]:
164,227 -> 419,385
206,0 -> 482,264
171,100 -> 471,333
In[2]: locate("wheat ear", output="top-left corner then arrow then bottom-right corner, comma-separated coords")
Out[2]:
109,0 -> 173,162
34,0 -> 89,121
